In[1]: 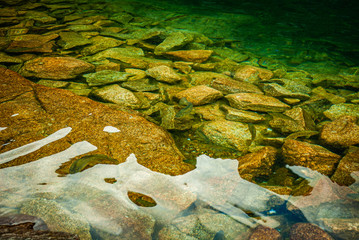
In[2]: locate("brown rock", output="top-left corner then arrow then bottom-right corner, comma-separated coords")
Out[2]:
0,67 -> 192,176
81,36 -> 124,55
282,139 -> 342,175
0,222 -> 80,240
210,77 -> 263,95
58,31 -> 92,50
154,31 -> 193,55
290,223 -> 334,240
19,57 -> 95,79
175,85 -> 223,106
331,147 -> 359,185
261,83 -> 310,101
146,65 -> 182,84
249,225 -> 282,240
165,50 -> 213,63
320,115 -> 359,148
234,65 -> 273,82
221,105 -> 266,123
225,93 -> 290,113
190,71 -> 233,86
237,146 -> 278,181
320,218 -> 359,239
6,34 -> 58,53
312,86 -> 346,104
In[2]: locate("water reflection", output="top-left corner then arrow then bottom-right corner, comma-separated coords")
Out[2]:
0,129 -> 358,239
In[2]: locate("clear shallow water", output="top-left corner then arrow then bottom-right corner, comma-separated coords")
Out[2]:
0,127 -> 358,239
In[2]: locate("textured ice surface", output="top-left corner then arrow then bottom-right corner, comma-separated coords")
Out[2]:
0,127 -> 358,238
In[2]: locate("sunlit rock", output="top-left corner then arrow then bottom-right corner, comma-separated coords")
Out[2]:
83,70 -> 132,86
19,57 -> 95,79
198,120 -> 252,151
282,139 -> 341,175
0,68 -> 190,175
210,77 -> 263,95
146,65 -> 182,84
320,115 -> 359,148
189,71 -> 233,86
225,93 -> 290,113
165,50 -> 213,63
323,103 -> 359,120
175,85 -> 223,106
81,36 -> 124,56
234,65 -> 273,82
221,105 -> 266,123
320,218 -> 359,239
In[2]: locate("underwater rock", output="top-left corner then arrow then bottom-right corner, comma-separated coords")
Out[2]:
90,46 -> 145,61
311,86 -> 346,104
261,83 -> 310,101
165,50 -> 213,63
234,65 -> 274,82
190,71 -> 233,86
210,77 -> 263,95
282,139 -> 341,175
154,31 -> 193,55
323,103 -> 359,120
248,225 -> 281,240
90,84 -> 142,109
289,223 -> 334,240
320,115 -> 359,148
0,51 -> 22,64
225,93 -> 291,113
158,225 -> 198,240
57,31 -> 92,50
0,67 -> 191,175
20,198 -> 91,239
81,36 -> 124,56
0,222 -> 80,240
24,10 -> 56,24
320,218 -> 359,239
37,79 -> 70,88
122,78 -> 159,92
6,34 -> 58,53
194,101 -> 226,121
67,24 -> 101,32
83,70 -> 132,86
19,56 -> 95,79
199,120 -> 252,151
221,105 -> 266,123
331,147 -> 359,185
237,146 -> 278,182
146,65 -> 182,84
175,85 -> 223,106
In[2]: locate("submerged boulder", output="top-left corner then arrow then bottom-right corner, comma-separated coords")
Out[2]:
0,67 -> 192,176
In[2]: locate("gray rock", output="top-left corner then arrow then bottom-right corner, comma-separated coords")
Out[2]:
320,218 -> 359,239
83,70 -> 133,86
20,198 -> 91,240
91,84 -> 142,109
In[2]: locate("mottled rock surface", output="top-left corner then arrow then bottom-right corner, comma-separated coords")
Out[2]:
210,77 -> 263,95
234,65 -> 273,82
248,225 -> 281,240
225,93 -> 290,112
146,65 -> 182,84
221,105 -> 266,123
282,139 -> 341,175
289,223 -> 334,240
320,115 -> 359,148
320,218 -> 359,239
83,70 -> 132,86
323,103 -> 359,120
237,146 -> 278,181
19,57 -> 95,79
175,85 -> 223,106
331,147 -> 359,185
6,34 -> 58,53
0,67 -> 192,176
165,50 -> 213,63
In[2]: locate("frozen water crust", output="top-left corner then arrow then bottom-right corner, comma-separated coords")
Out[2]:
0,127 -> 358,239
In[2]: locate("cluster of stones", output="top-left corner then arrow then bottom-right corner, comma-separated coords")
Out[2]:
1,0 -> 359,239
